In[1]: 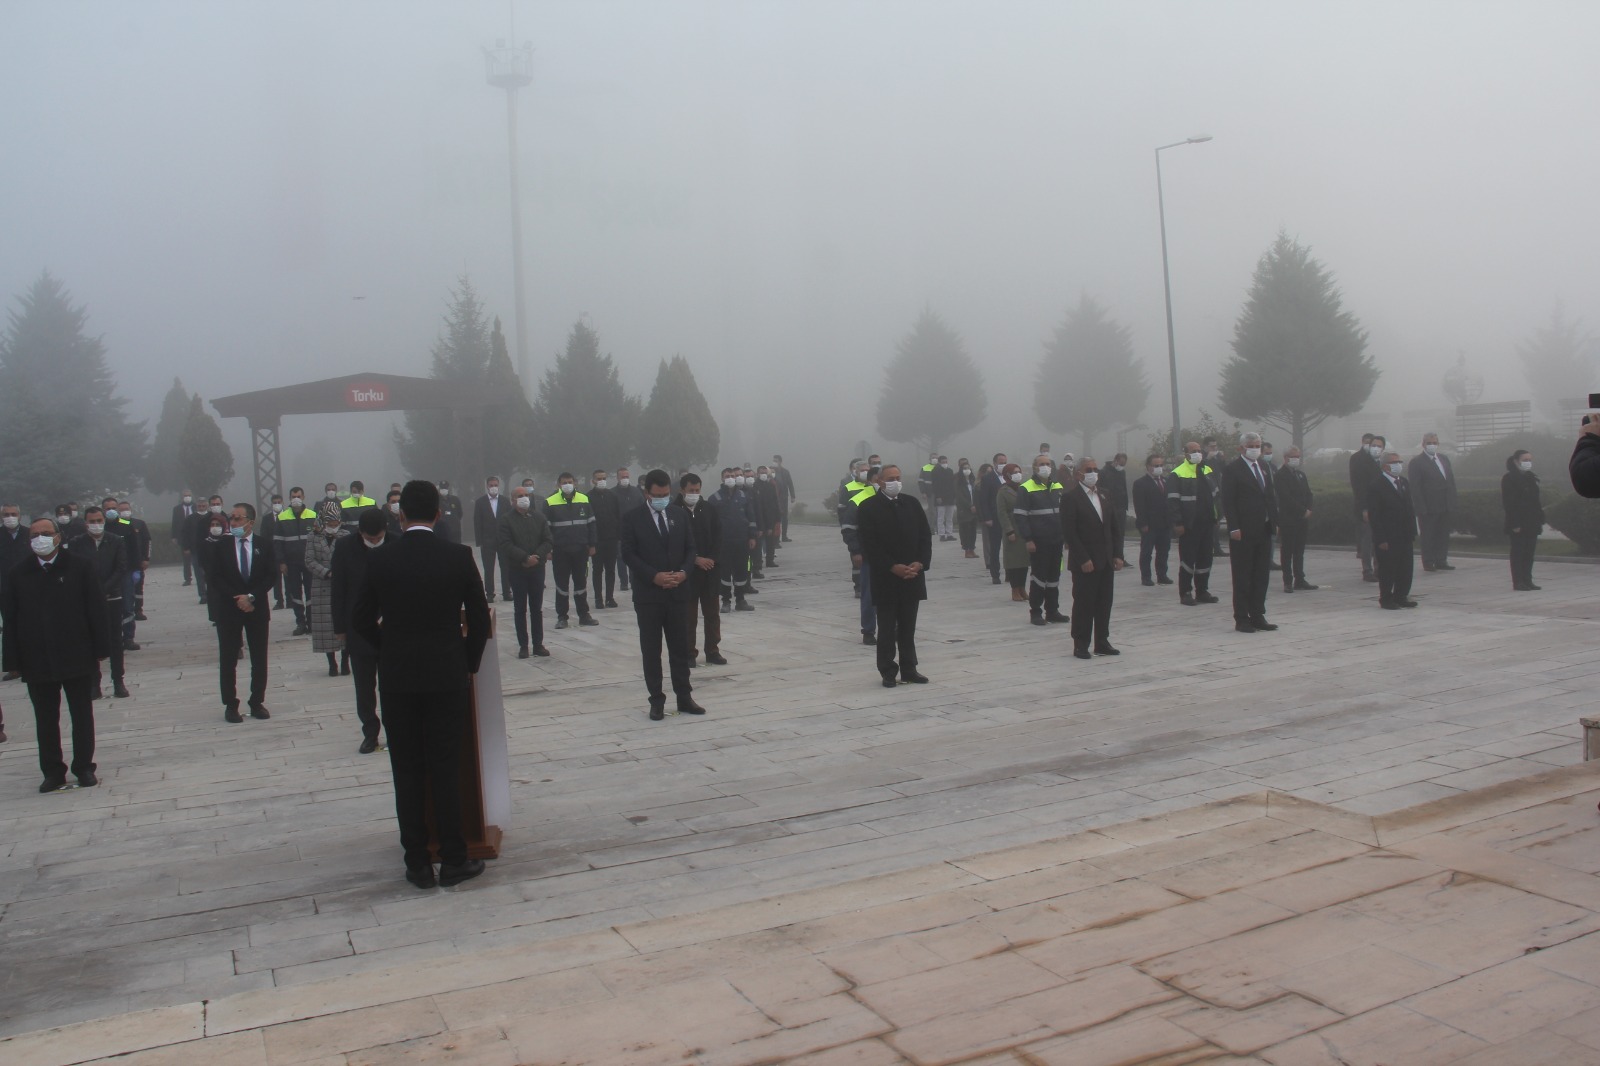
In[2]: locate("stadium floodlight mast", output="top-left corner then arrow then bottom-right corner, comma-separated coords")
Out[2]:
1155,134 -> 1213,455
485,36 -> 534,393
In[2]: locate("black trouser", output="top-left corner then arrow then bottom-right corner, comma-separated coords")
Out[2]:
282,556 -> 312,625
1230,531 -> 1272,623
1509,530 -> 1537,586
958,511 -> 977,551
875,589 -> 920,679
380,687 -> 468,870
181,549 -> 194,584
507,564 -> 546,647
478,544 -> 509,599
1006,566 -> 1028,591
779,503 -> 790,540
1376,540 -> 1414,605
1356,521 -> 1375,576
762,531 -> 777,567
194,555 -> 209,601
350,648 -> 380,741
634,598 -> 693,704
720,548 -> 749,602
29,675 -> 95,780
1178,522 -> 1215,597
1070,565 -> 1115,649
551,547 -> 591,620
98,599 -> 124,686
216,608 -> 270,707
982,520 -> 1001,577
1418,514 -> 1451,568
1279,521 -> 1308,585
1139,527 -> 1171,581
272,567 -> 285,607
1027,543 -> 1063,616
592,540 -> 618,602
687,569 -> 721,657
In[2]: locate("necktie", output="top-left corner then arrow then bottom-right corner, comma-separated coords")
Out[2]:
656,512 -> 669,541
1156,476 -> 1164,493
1251,462 -> 1264,489
238,539 -> 250,580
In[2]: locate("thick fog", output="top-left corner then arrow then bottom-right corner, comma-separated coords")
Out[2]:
3,0 -> 1598,501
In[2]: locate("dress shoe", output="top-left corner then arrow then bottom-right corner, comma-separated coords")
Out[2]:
93,687 -> 104,701
1423,564 -> 1437,572
1381,601 -> 1402,610
359,737 -> 380,754
249,702 -> 271,719
328,662 -> 340,677
1094,644 -> 1120,656
735,601 -> 755,612
76,770 -> 98,788
1045,612 -> 1070,624
135,611 -> 149,621
881,676 -> 898,688
1235,622 -> 1257,633
2,670 -> 18,681
1157,576 -> 1173,585
720,601 -> 731,614
991,574 -> 1002,585
579,615 -> 599,627
292,625 -> 309,636
863,632 -> 877,645
554,618 -> 569,629
123,640 -> 140,651
1249,619 -> 1278,631
340,659 -> 350,676
1197,592 -> 1220,604
1181,594 -> 1198,606
182,579 -> 192,586
39,776 -> 67,793
1073,646 -> 1092,659
1437,563 -> 1455,571
1294,580 -> 1318,590
1282,584 -> 1294,593
1030,612 -> 1046,626
113,682 -> 130,698
0,727 -> 6,742
901,670 -> 929,684
1142,577 -> 1155,586
705,652 -> 727,665
533,644 -> 550,656
1363,573 -> 1379,582
768,560 -> 780,568
485,593 -> 496,603
1399,599 -> 1419,608
606,598 -> 619,608
1525,583 -> 1542,591
517,646 -> 529,659
405,866 -> 437,889
678,700 -> 706,715
224,703 -> 243,723
964,550 -> 978,558
649,704 -> 665,721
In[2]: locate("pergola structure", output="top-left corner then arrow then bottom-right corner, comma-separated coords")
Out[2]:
211,373 -> 503,507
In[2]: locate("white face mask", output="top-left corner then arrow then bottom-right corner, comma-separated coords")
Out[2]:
854,471 -> 867,482
1368,445 -> 1383,458
883,480 -> 902,497
0,516 -> 16,529
1188,451 -> 1203,464
724,478 -> 736,489
388,502 -> 399,513
619,477 -> 631,488
209,525 -> 224,537
1424,443 -> 1439,456
938,462 -> 949,469
1389,461 -> 1405,476
595,479 -> 608,489
1287,458 -> 1302,469
1081,472 -> 1099,487
209,504 -> 222,514
1150,466 -> 1164,477
1036,466 -> 1052,480
363,535 -> 385,548
737,476 -> 749,486
487,486 -> 500,497
326,490 -> 339,500
274,502 -> 286,513
758,473 -> 769,481
684,492 -> 701,506
1244,447 -> 1261,461
1009,471 -> 1023,483
559,483 -> 575,496
514,495 -> 531,511
1519,460 -> 1533,472
31,534 -> 56,556
86,522 -> 105,535
290,497 -> 303,508
182,496 -> 192,505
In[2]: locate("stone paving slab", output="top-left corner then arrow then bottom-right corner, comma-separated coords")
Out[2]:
0,528 -> 1595,1052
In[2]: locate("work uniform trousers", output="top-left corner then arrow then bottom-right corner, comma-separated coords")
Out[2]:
1376,540 -> 1415,606
1279,520 -> 1309,586
379,687 -> 468,872
281,556 -> 312,625
858,562 -> 877,636
550,547 -> 592,621
507,564 -> 545,648
686,569 -> 721,658
634,599 -> 693,705
1509,530 -> 1538,587
1230,529 -> 1272,624
875,588 -> 920,680
1069,565 -> 1115,650
721,549 -> 749,603
1139,526 -> 1171,581
29,675 -> 96,780
1418,514 -> 1452,568
1027,543 -> 1064,616
216,608 -> 270,707
1177,522 -> 1215,598
592,540 -> 619,602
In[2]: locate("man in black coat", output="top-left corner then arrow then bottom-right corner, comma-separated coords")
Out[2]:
3,517 -> 112,791
1275,447 -> 1317,592
331,509 -> 389,754
1131,453 -> 1172,586
471,476 -> 509,602
210,503 -> 278,722
1103,454 -> 1131,519
437,480 -> 463,544
588,470 -> 622,608
1570,420 -> 1600,496
1219,432 -> 1280,633
1408,432 -> 1459,572
67,506 -> 129,699
857,465 -> 933,687
679,474 -> 725,667
1348,434 -> 1382,581
1368,452 -> 1418,609
171,490 -> 198,586
977,451 -> 1007,583
187,495 -> 225,605
771,454 -> 796,541
620,469 -> 702,720
1061,458 -> 1126,659
353,480 -> 491,889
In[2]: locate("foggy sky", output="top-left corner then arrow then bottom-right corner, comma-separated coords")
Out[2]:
3,0 -> 1598,496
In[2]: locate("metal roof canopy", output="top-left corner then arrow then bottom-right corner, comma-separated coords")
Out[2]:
211,373 -> 503,507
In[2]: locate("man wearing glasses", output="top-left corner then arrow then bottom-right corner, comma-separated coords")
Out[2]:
212,503 -> 277,723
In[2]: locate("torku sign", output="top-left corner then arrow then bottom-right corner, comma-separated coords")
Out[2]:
345,381 -> 390,409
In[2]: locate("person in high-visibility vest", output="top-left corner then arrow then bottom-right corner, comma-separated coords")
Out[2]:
1168,440 -> 1220,607
545,473 -> 599,629
275,487 -> 321,635
339,481 -> 377,535
1010,456 -> 1069,626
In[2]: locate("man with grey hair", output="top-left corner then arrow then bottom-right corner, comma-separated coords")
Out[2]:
1219,431 -> 1279,632
1408,431 -> 1458,572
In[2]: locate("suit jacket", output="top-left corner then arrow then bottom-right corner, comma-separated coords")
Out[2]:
620,502 -> 696,605
472,493 -> 505,547
1501,469 -> 1545,535
858,492 -> 932,603
681,497 -> 721,565
1348,450 -> 1380,517
1062,484 -> 1125,572
1219,456 -> 1279,541
3,550 -> 112,682
0,526 -> 31,592
171,502 -> 196,545
352,528 -> 490,692
1275,466 -> 1314,529
1366,473 -> 1417,546
208,532 -> 277,621
1102,466 -> 1129,516
438,492 -> 463,543
330,531 -> 383,654
773,466 -> 796,506
1131,473 -> 1170,531
1407,451 -> 1459,516
67,532 -> 128,599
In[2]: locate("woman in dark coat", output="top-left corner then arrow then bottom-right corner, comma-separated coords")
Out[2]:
1501,449 -> 1544,591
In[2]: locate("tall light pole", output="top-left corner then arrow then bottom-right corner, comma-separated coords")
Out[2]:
1156,135 -> 1212,454
485,38 -> 533,393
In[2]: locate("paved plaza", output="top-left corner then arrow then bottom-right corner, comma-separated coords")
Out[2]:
0,527 -> 1596,1063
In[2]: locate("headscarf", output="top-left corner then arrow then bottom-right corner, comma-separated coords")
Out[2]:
319,501 -> 344,534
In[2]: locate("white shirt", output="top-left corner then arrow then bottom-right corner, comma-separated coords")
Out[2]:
1432,453 -> 1447,478
488,497 -> 499,516
1081,483 -> 1103,519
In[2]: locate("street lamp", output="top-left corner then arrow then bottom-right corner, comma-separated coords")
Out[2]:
1156,134 -> 1212,455
485,38 -> 534,394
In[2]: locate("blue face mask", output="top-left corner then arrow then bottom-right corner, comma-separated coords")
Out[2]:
229,525 -> 247,539
648,496 -> 670,512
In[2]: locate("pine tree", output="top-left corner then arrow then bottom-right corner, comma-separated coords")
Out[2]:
530,319 -> 642,476
1033,295 -> 1149,457
1218,233 -> 1378,450
875,309 -> 987,457
1517,303 -> 1595,423
396,277 -> 494,482
0,271 -> 148,510
144,377 -> 192,494
636,355 -> 720,473
482,317 -> 535,476
179,395 -> 234,497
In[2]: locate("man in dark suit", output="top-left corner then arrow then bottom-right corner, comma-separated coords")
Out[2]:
1131,453 -> 1172,587
4,517 -> 112,790
211,503 -> 277,722
977,452 -> 1007,583
353,480 -> 490,889
331,509 -> 389,754
1275,447 -> 1317,592
1348,434 -> 1382,582
620,469 -> 702,720
1219,432 -> 1280,633
171,490 -> 197,586
1103,454 -> 1131,520
187,495 -> 224,605
66,506 -> 129,700
1368,451 -> 1419,609
1061,458 -> 1126,659
437,480 -> 463,544
679,473 -> 724,667
771,454 -> 796,542
471,476 -> 509,602
857,465 -> 933,688
1408,432 -> 1459,572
